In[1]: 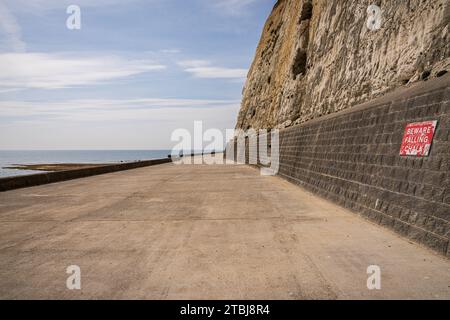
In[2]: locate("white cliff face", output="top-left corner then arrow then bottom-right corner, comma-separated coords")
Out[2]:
236,0 -> 450,130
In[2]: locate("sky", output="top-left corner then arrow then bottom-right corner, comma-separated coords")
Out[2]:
0,0 -> 275,150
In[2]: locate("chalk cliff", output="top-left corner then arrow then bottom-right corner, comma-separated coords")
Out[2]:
236,0 -> 450,130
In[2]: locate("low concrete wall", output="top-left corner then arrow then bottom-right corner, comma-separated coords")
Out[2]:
0,158 -> 172,192
232,75 -> 450,256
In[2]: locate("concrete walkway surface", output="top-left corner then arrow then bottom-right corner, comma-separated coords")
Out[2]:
0,160 -> 449,299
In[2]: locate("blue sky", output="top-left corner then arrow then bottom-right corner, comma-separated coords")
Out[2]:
0,0 -> 274,149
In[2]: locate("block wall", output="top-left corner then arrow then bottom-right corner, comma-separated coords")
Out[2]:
235,79 -> 450,256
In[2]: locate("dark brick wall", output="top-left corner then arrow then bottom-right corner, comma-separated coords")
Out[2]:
235,78 -> 450,256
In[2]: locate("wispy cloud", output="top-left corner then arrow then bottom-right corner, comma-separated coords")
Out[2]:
160,49 -> 181,54
0,53 -> 166,90
0,98 -> 241,149
178,60 -> 247,79
210,0 -> 259,15
0,2 -> 26,52
2,0 -> 143,13
0,98 -> 240,122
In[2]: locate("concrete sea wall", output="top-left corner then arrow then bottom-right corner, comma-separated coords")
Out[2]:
0,158 -> 172,192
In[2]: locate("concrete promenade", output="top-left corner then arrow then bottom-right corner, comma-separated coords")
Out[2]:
0,159 -> 449,299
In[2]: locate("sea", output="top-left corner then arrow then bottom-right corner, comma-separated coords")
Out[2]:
0,150 -> 171,178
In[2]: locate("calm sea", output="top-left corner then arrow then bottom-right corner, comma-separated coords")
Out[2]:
0,150 -> 171,178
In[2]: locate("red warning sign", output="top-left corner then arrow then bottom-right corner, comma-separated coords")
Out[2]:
399,120 -> 437,156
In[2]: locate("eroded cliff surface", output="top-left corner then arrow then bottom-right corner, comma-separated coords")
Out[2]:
236,0 -> 450,130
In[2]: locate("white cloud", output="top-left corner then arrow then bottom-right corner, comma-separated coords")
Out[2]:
0,52 -> 166,90
0,0 -> 149,52
0,97 -> 241,149
211,0 -> 259,15
178,60 -> 247,79
4,0 -> 257,15
2,0 -> 143,13
0,98 -> 240,121
160,49 -> 181,54
178,60 -> 211,68
0,2 -> 26,52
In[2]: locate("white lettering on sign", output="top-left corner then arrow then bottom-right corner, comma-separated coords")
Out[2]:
399,121 -> 438,156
